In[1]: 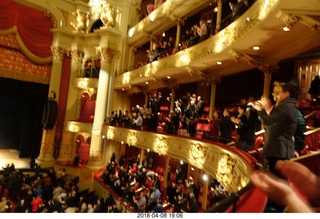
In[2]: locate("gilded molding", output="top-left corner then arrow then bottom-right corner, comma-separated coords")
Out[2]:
127,131 -> 137,146
189,142 -> 207,165
216,153 -> 236,187
44,10 -> 58,28
98,47 -> 118,63
284,15 -> 302,30
58,8 -> 69,26
51,46 -> 68,61
70,50 -> 84,63
154,136 -> 169,153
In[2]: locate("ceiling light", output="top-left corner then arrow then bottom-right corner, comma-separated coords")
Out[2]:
139,74 -> 142,77
283,26 -> 290,31
253,46 -> 260,51
167,76 -> 171,79
162,32 -> 165,37
121,88 -> 125,91
217,61 -> 222,65
145,81 -> 149,84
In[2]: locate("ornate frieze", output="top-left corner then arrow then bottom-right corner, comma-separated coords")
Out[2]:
70,50 -> 84,63
97,47 -> 118,63
51,46 -> 68,62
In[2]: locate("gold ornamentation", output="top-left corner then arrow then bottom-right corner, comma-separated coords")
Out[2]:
96,2 -> 115,28
44,10 -> 58,28
216,153 -> 236,186
284,15 -> 301,30
154,136 -> 169,153
70,50 -> 84,63
50,46 -> 68,61
58,8 -> 69,26
127,131 -> 137,146
107,127 -> 115,139
98,47 -> 117,63
70,9 -> 88,32
189,143 -> 207,164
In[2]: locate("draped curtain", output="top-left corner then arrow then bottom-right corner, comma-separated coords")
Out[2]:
0,0 -> 53,60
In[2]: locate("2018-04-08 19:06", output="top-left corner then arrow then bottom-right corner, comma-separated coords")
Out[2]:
136,213 -> 183,218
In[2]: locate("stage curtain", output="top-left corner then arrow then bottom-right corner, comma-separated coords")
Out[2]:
0,0 -> 53,63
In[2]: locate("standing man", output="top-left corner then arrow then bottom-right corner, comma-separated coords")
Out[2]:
253,82 -> 298,175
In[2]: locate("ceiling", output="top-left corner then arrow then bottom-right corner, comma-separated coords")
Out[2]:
115,0 -> 320,92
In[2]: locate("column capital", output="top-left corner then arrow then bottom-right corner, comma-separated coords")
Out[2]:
96,47 -> 118,63
50,46 -> 68,62
70,50 -> 84,63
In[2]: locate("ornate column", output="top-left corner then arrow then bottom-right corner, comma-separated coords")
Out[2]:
215,0 -> 223,33
209,79 -> 218,120
88,47 -> 117,168
170,87 -> 176,112
37,46 -> 66,167
175,19 -> 182,49
144,91 -> 149,109
163,156 -> 170,189
202,175 -> 209,210
261,66 -> 276,98
58,50 -> 84,162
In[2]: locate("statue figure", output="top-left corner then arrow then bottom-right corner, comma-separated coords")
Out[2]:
70,9 -> 87,32
99,3 -> 115,28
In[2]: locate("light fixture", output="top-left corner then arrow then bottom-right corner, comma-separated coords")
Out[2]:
162,32 -> 166,37
167,76 -> 171,79
217,61 -> 222,65
145,81 -> 149,84
253,46 -> 260,51
283,26 -> 290,31
139,74 -> 142,77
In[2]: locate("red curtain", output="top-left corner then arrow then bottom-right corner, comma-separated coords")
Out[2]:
0,0 -> 53,58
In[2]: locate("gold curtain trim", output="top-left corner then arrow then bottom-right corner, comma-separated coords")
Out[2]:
0,27 -> 53,64
0,68 -> 50,85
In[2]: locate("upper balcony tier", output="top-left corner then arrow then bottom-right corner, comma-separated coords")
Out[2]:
116,0 -> 320,92
127,0 -> 211,47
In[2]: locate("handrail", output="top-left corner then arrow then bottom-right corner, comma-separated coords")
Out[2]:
304,127 -> 320,136
304,110 -> 316,119
206,182 -> 253,212
206,140 -> 267,212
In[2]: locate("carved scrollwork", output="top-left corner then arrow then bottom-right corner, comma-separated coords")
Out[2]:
189,143 -> 207,165
216,153 -> 236,186
154,136 -> 169,153
70,50 -> 84,63
50,46 -> 68,62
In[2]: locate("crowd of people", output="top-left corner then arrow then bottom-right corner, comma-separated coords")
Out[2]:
132,0 -> 255,70
100,153 -> 228,213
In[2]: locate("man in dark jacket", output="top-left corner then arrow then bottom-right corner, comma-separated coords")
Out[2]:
254,82 -> 298,175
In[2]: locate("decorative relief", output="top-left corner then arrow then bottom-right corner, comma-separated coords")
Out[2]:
284,15 -> 302,30
188,142 -> 207,165
70,9 -> 88,32
70,50 -> 84,63
95,1 -> 115,28
97,47 -> 118,63
50,46 -> 68,61
58,8 -> 69,26
154,136 -> 169,153
107,127 -> 115,140
44,10 -> 58,28
127,131 -> 137,146
216,153 -> 236,188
